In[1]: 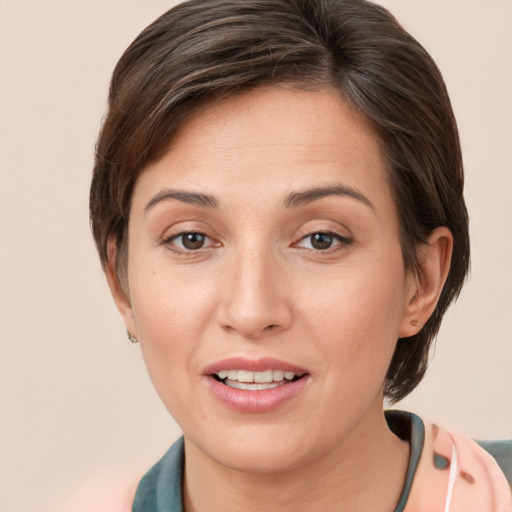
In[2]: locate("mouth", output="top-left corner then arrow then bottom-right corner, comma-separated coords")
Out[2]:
204,358 -> 310,412
212,369 -> 305,391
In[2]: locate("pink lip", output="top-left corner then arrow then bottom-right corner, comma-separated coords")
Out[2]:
203,357 -> 310,413
203,357 -> 308,375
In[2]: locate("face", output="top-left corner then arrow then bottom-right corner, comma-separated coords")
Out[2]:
118,87 -> 418,474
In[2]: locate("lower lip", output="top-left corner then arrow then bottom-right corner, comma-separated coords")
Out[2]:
206,376 -> 309,413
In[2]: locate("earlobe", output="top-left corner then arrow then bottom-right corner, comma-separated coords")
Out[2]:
399,227 -> 453,338
105,239 -> 137,336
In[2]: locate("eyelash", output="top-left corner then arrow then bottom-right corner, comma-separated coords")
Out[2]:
295,231 -> 352,252
163,231 -> 217,253
163,230 -> 352,254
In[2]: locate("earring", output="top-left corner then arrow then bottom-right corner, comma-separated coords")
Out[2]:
127,330 -> 138,344
411,319 -> 419,327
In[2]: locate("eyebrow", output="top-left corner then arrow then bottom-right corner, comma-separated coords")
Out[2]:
283,183 -> 374,210
144,183 -> 374,212
145,189 -> 219,211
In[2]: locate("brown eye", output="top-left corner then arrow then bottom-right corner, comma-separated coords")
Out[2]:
310,233 -> 334,250
181,233 -> 206,250
168,232 -> 210,251
296,231 -> 351,251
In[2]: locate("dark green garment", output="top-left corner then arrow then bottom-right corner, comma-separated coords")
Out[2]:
477,439 -> 512,484
132,411 -> 511,512
133,437 -> 184,512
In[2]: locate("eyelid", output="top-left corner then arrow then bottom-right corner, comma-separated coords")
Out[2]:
163,230 -> 208,243
162,229 -> 220,253
293,229 -> 353,251
160,219 -> 217,244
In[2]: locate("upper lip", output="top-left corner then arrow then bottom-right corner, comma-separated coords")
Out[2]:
203,357 -> 309,376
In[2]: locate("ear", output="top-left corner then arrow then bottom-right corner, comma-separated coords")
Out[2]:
399,227 -> 453,338
105,239 -> 137,337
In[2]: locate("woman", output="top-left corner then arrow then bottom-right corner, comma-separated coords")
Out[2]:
89,0 -> 512,510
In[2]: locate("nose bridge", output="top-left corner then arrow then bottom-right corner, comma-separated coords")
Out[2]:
218,238 -> 291,338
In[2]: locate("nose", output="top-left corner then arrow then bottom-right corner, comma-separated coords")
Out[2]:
216,246 -> 293,340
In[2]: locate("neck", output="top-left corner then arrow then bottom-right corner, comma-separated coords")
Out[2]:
183,406 -> 410,512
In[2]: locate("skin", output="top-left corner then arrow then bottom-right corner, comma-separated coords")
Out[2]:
107,86 -> 452,511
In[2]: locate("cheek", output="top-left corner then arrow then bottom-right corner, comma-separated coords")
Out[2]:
302,258 -> 407,336
127,261 -> 219,386
129,254 -> 217,330
298,255 -> 408,378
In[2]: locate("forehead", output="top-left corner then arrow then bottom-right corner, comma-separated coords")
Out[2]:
132,86 -> 392,212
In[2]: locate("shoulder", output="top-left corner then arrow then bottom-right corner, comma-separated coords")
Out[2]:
478,439 -> 512,487
132,437 -> 185,512
391,410 -> 512,488
387,411 -> 512,511
414,418 -> 512,510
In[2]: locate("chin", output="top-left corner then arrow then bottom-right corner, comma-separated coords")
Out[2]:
213,444 -> 308,475
185,421 -> 327,475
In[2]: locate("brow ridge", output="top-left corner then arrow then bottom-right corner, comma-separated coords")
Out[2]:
145,184 -> 373,212
145,189 -> 219,211
283,184 -> 374,209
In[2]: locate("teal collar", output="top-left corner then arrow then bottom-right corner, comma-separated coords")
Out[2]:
132,410 -> 425,512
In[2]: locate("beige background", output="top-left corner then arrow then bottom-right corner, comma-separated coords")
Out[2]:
0,1 -> 511,511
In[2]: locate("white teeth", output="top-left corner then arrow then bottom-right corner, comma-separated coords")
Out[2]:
254,370 -> 273,383
273,370 -> 285,382
237,370 -> 254,382
226,370 -> 238,380
225,381 -> 284,390
215,369 -> 298,384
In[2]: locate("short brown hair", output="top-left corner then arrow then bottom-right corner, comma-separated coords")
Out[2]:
90,0 -> 469,402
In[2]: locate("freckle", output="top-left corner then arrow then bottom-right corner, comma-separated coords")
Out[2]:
433,452 -> 450,470
461,471 -> 475,484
